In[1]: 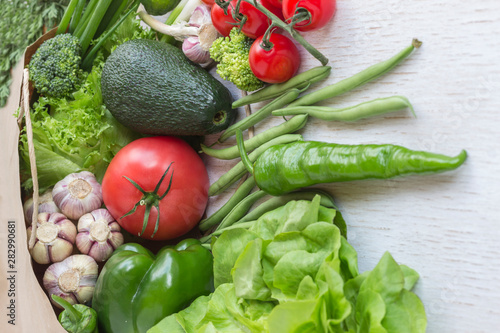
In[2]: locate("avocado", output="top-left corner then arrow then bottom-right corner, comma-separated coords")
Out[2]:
101,39 -> 236,136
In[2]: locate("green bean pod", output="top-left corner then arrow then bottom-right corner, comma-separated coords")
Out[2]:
208,134 -> 304,196
288,39 -> 422,108
235,189 -> 336,224
202,114 -> 308,159
251,141 -> 467,196
232,66 -> 332,108
218,88 -> 302,143
198,176 -> 256,232
272,96 -> 415,121
216,190 -> 268,230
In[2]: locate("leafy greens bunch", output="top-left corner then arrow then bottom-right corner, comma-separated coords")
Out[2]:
150,195 -> 427,333
19,13 -> 155,193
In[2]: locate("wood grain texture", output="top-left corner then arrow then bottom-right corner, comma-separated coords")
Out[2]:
204,1 -> 500,332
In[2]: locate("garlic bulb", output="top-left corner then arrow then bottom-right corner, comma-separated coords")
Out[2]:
76,208 -> 124,262
52,171 -> 103,220
43,254 -> 98,307
23,188 -> 61,226
183,36 -> 211,64
27,212 -> 77,264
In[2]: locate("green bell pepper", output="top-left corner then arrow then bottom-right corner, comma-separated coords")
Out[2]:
92,239 -> 213,333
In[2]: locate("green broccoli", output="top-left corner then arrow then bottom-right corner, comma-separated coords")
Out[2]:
29,33 -> 85,99
210,28 -> 264,92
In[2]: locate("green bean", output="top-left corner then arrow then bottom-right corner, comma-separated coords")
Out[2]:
218,88 -> 302,143
234,189 -> 338,225
201,114 -> 308,160
208,134 -> 303,196
272,96 -> 415,121
232,66 -> 332,108
200,221 -> 255,243
288,39 -> 422,108
217,190 -> 268,230
198,176 -> 256,232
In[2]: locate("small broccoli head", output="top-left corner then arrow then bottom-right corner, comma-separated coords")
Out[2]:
29,34 -> 85,99
209,28 -> 264,92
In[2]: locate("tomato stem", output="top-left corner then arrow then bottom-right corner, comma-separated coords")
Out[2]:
120,163 -> 175,238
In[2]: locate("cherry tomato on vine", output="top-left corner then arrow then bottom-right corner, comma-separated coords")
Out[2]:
238,0 -> 272,39
212,0 -> 281,39
249,32 -> 301,84
201,0 -> 215,5
102,136 -> 209,241
260,0 -> 284,21
265,0 -> 282,10
283,0 -> 336,32
211,2 -> 238,37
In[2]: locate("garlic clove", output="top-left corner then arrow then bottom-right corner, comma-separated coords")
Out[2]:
43,255 -> 98,307
76,209 -> 124,262
53,171 -> 103,221
183,36 -> 212,64
28,212 -> 77,264
189,4 -> 212,28
24,188 -> 61,226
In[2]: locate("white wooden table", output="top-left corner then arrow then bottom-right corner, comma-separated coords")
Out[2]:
1,1 -> 499,332
203,1 -> 500,332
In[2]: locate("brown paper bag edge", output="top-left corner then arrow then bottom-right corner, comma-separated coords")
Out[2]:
0,26 -> 68,333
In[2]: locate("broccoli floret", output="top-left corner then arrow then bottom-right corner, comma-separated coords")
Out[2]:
29,34 -> 85,99
209,28 -> 264,92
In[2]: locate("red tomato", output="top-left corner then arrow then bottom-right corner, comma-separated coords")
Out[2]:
102,136 -> 209,241
211,2 -> 238,37
238,0 -> 271,39
201,0 -> 215,5
249,32 -> 300,84
212,0 -> 278,39
260,0 -> 284,21
282,0 -> 336,31
265,0 -> 282,10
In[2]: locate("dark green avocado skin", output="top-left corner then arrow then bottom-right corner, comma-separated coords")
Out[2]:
101,39 -> 235,136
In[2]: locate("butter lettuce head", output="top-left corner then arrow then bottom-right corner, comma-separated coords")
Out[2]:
149,196 -> 427,333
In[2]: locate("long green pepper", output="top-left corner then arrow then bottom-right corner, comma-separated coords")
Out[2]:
236,132 -> 467,196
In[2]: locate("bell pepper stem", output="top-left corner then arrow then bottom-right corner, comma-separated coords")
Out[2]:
51,295 -> 82,322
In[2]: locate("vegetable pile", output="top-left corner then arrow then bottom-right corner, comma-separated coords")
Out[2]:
16,1 -> 469,333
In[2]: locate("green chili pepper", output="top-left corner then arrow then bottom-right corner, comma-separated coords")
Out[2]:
91,239 -> 213,333
232,66 -> 332,108
209,133 -> 303,196
202,114 -> 308,160
288,39 -> 422,108
51,295 -> 98,333
272,95 -> 415,121
236,131 -> 467,196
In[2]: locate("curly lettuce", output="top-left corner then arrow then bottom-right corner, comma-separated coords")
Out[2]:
19,54 -> 141,192
19,14 -> 155,193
